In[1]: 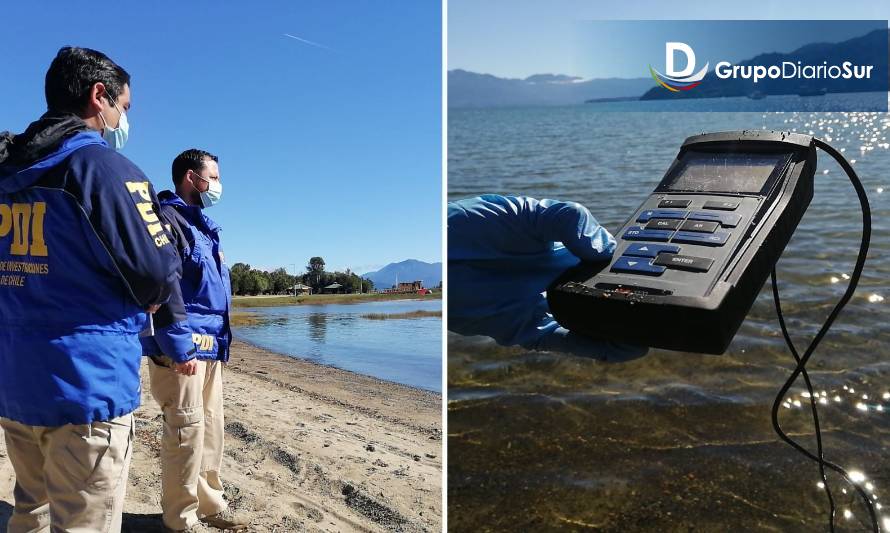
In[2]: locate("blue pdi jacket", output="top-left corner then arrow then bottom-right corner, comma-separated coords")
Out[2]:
141,190 -> 233,362
0,113 -> 188,426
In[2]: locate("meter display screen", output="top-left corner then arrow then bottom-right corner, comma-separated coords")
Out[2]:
664,151 -> 788,193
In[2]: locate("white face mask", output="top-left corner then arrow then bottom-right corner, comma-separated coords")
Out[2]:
192,172 -> 223,208
98,95 -> 129,151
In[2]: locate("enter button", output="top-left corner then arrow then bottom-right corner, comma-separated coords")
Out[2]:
653,253 -> 714,272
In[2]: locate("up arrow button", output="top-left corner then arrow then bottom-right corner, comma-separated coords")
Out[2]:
624,243 -> 680,258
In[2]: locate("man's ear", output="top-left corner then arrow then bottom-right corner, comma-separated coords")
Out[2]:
86,82 -> 107,116
183,170 -> 200,193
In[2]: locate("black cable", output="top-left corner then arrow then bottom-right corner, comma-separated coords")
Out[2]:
769,137 -> 876,532
773,275 -> 881,531
772,270 -> 838,528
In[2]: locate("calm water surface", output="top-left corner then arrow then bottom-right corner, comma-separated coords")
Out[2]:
234,299 -> 442,392
449,96 -> 890,531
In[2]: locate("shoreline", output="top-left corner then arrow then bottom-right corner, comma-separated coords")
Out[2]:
233,336 -> 443,398
0,340 -> 442,532
232,292 -> 442,308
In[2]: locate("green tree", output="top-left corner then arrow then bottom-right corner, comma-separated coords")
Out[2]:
229,263 -> 251,295
362,278 -> 375,293
269,267 -> 292,294
306,257 -> 326,290
239,273 -> 253,294
247,269 -> 270,295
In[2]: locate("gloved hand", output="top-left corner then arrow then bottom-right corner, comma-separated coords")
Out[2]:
448,194 -> 648,362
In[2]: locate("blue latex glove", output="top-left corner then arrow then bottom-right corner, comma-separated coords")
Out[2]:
448,195 -> 648,362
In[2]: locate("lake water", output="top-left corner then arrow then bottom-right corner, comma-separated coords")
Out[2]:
448,96 -> 890,531
234,299 -> 442,392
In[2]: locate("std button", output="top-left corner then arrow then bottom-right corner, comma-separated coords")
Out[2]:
622,226 -> 674,242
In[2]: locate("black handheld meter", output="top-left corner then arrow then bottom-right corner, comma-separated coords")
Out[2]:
548,130 -> 817,354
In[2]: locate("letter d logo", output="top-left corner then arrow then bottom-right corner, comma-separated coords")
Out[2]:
666,42 -> 695,77
649,42 -> 709,92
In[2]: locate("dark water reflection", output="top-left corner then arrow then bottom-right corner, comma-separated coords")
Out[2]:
308,312 -> 327,344
448,103 -> 890,531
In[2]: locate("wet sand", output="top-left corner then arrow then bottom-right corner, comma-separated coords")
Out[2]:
0,340 -> 442,532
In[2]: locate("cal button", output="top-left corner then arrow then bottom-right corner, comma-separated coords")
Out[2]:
646,218 -> 682,231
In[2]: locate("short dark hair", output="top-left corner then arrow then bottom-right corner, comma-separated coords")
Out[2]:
172,149 -> 219,184
45,46 -> 130,113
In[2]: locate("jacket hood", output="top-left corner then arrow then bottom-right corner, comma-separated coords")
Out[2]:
158,190 -> 221,233
0,112 -> 105,194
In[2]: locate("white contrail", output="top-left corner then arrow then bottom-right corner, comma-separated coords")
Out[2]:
283,33 -> 332,51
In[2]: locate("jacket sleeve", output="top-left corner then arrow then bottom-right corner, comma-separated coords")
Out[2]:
66,146 -> 182,308
145,281 -> 197,362
143,205 -> 198,362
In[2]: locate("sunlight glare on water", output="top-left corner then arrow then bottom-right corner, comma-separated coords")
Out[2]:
448,94 -> 890,531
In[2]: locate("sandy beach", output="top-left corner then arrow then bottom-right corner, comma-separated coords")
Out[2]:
0,340 -> 442,532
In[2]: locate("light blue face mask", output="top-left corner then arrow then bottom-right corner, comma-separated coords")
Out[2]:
98,95 -> 129,151
193,173 -> 223,208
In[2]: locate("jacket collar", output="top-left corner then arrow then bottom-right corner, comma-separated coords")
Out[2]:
158,190 -> 221,233
0,131 -> 106,194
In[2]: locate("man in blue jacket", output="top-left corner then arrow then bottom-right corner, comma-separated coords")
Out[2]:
0,47 -> 192,531
142,149 -> 247,531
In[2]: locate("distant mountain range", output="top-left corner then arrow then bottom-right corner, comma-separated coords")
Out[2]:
641,28 -> 889,100
448,69 -> 654,108
362,259 -> 442,289
450,29 -> 889,108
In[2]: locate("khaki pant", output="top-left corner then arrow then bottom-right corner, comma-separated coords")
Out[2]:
148,358 -> 227,530
0,414 -> 135,533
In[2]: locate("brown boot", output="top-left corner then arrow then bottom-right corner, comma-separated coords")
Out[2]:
200,509 -> 249,530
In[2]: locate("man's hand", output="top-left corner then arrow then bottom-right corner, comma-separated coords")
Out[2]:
448,195 -> 648,362
173,359 -> 199,376
147,304 -> 161,313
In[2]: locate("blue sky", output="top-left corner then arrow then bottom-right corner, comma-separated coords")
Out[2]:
0,1 -> 441,275
449,0 -> 890,79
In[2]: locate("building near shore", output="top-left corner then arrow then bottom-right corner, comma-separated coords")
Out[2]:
322,282 -> 346,294
383,280 -> 426,294
291,283 -> 312,295
398,281 -> 424,291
